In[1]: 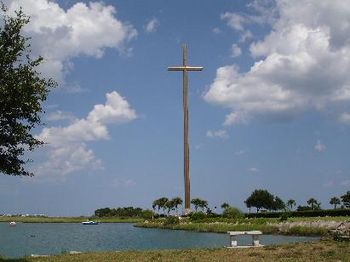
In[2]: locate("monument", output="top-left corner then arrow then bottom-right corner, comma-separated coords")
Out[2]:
168,45 -> 203,214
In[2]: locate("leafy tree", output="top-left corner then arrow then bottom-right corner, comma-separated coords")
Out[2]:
221,202 -> 230,209
307,198 -> 321,210
94,208 -> 111,217
222,207 -> 243,219
245,189 -> 275,212
272,196 -> 285,211
287,199 -> 296,210
341,191 -> 350,208
329,197 -> 341,209
0,4 -> 55,176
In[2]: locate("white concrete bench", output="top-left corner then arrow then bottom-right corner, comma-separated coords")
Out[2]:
227,231 -> 263,248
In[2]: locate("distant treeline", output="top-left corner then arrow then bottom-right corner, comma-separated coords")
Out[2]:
94,207 -> 154,218
245,208 -> 350,218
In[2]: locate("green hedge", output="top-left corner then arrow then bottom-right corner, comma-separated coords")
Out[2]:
245,209 -> 350,218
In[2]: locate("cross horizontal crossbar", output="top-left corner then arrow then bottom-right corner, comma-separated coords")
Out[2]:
168,66 -> 203,71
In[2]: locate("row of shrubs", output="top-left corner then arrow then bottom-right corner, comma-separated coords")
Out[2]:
245,209 -> 350,218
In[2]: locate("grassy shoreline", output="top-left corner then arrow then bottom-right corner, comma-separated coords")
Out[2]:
0,216 -> 143,223
135,215 -> 350,236
1,240 -> 349,261
135,221 -> 328,236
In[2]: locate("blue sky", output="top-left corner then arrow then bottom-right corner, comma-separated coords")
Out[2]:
1,0 -> 350,216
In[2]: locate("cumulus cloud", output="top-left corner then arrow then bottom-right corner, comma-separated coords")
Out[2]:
144,18 -> 159,33
4,0 -> 137,82
315,140 -> 326,152
206,0 -> 350,125
206,129 -> 228,139
338,112 -> 350,124
35,91 -> 136,180
46,110 -> 76,122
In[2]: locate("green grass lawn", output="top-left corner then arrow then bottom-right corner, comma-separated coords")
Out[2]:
0,240 -> 349,262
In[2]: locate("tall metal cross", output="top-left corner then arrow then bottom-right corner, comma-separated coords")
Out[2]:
168,45 -> 203,213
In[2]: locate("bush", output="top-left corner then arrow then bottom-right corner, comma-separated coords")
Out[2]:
164,216 -> 180,225
189,212 -> 207,221
222,207 -> 243,219
141,209 -> 155,219
280,212 -> 290,222
245,209 -> 350,218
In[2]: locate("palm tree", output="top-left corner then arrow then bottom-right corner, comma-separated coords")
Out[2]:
152,199 -> 160,214
191,198 -> 202,212
153,197 -> 169,215
330,197 -> 341,209
307,198 -> 320,210
165,199 -> 175,215
171,197 -> 183,215
287,199 -> 296,210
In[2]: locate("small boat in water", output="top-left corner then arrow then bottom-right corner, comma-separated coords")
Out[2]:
82,221 -> 99,225
9,221 -> 16,227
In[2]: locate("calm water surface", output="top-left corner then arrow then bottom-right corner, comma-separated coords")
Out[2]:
0,223 -> 318,258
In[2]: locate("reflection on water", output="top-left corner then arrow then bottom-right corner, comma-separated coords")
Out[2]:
0,223 -> 318,258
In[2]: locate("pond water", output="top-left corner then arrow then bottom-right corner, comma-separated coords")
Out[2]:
0,223 -> 319,258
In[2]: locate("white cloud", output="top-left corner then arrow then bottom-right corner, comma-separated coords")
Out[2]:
221,13 -> 246,31
46,110 -> 76,122
206,129 -> 228,139
338,112 -> 350,124
144,18 -> 159,33
248,167 -> 259,172
206,0 -> 350,125
5,0 -> 137,82
212,27 -> 221,34
35,91 -> 136,180
315,140 -> 326,152
231,44 -> 242,58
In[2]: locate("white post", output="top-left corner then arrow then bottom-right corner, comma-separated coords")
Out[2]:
252,235 -> 260,246
230,235 -> 238,247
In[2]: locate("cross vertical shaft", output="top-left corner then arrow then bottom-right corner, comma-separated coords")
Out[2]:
183,45 -> 190,211
168,45 -> 203,213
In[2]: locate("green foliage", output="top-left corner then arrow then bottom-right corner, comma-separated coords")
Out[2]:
0,4 -> 55,176
341,191 -> 350,208
189,211 -> 207,221
220,202 -> 230,209
94,207 -> 145,218
152,197 -> 183,215
279,212 -> 290,222
307,198 -> 321,210
245,208 -> 350,218
164,216 -> 180,225
245,189 -> 275,212
287,199 -> 296,210
222,207 -> 243,219
273,196 -> 286,211
141,209 -> 155,219
190,198 -> 208,212
286,226 -> 328,236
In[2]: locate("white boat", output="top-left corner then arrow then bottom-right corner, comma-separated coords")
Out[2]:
82,220 -> 99,225
9,221 -> 16,227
